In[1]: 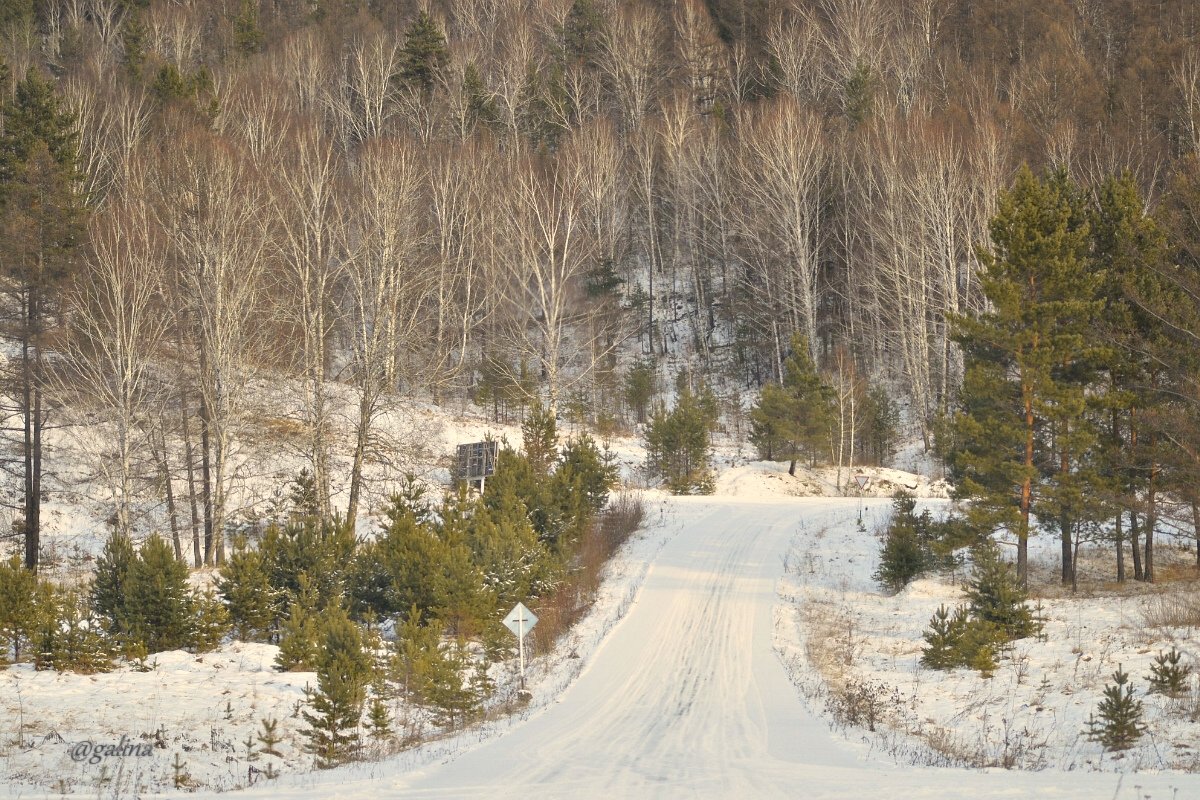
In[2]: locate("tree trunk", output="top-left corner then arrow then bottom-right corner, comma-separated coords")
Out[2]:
1060,421 -> 1072,585
1113,408 -> 1124,582
1193,501 -> 1200,569
1145,446 -> 1157,583
346,392 -> 372,532
1071,523 -> 1081,593
199,390 -> 215,567
22,289 -> 42,572
1018,377 -> 1034,585
1115,511 -> 1125,582
1130,510 -> 1144,581
155,427 -> 183,561
180,385 -> 202,568
22,292 -> 36,571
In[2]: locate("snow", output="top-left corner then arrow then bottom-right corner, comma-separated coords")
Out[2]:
175,495 -> 1195,799
4,411 -> 1200,798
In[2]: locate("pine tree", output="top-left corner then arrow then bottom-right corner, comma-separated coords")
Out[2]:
645,380 -> 718,494
562,0 -> 604,66
217,536 -> 277,642
0,555 -> 38,661
288,469 -> 321,519
874,492 -> 930,593
1094,173 -> 1178,584
349,502 -> 450,622
259,517 -> 354,611
390,606 -> 484,727
521,401 -> 558,477
30,585 -> 109,673
467,484 -> 552,611
963,542 -> 1039,641
920,604 -> 968,669
92,530 -> 134,635
433,491 -> 496,637
1085,664 -> 1146,751
121,12 -> 148,80
300,606 -> 372,768
189,589 -> 231,652
1146,647 -> 1191,696
398,11 -> 448,95
233,0 -> 264,55
275,573 -> 321,671
462,63 -> 499,129
949,166 -> 1098,584
482,447 -> 566,546
555,432 -> 618,536
0,69 -> 88,571
365,677 -> 392,742
623,360 -> 656,425
842,60 -> 876,127
122,535 -> 194,653
749,333 -> 834,475
256,716 -> 284,759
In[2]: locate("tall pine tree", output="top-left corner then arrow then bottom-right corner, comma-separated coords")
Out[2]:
949,167 -> 1098,584
0,69 -> 88,571
1092,173 -> 1174,583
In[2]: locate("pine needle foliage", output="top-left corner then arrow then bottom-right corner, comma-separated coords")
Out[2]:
300,606 -> 372,769
1085,664 -> 1146,751
1146,647 -> 1191,696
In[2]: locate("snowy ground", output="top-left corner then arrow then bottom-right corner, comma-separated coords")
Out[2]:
0,491 -> 682,798
779,497 -> 1200,776
4,430 -> 1199,797
182,498 -> 1197,799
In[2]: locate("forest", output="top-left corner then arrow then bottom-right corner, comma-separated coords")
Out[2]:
0,0 -> 1198,587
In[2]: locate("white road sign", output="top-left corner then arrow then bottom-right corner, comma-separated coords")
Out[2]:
504,602 -> 538,638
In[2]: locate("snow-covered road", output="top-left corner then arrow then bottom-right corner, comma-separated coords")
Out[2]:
255,498 -> 1198,800
394,499 -> 861,798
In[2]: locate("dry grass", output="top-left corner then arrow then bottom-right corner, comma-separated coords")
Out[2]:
529,493 -> 646,655
1029,541 -> 1200,601
1141,591 -> 1200,630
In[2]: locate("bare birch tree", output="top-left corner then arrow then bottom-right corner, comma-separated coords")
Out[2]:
498,135 -> 597,411
154,128 -> 269,565
734,97 -> 825,375
267,120 -> 343,517
60,190 -> 167,540
338,138 -> 429,530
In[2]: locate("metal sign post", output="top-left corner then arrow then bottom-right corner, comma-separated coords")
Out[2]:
853,474 -> 870,530
503,602 -> 539,691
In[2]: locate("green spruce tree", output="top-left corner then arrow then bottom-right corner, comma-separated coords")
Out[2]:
0,555 -> 38,661
623,360 -> 656,425
521,401 -> 558,477
874,492 -> 933,593
399,11 -> 448,95
963,542 -> 1039,641
217,536 -> 277,642
91,529 -> 135,635
300,606 -> 372,768
1146,647 -> 1191,696
275,573 -> 322,671
122,535 -> 194,653
749,333 -> 834,475
920,604 -> 968,669
645,379 -> 718,494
